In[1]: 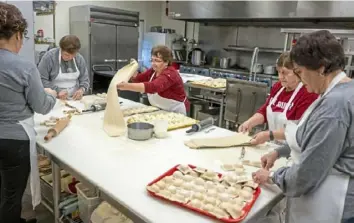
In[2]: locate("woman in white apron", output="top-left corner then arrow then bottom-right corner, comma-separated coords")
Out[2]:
38,35 -> 90,101
117,45 -> 189,115
0,3 -> 57,222
238,52 -> 318,145
253,30 -> 354,223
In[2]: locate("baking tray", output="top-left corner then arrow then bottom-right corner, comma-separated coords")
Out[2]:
146,164 -> 261,223
126,111 -> 198,131
191,83 -> 226,89
122,106 -> 160,117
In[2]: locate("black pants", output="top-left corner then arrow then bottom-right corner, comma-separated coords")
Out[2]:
0,139 -> 30,223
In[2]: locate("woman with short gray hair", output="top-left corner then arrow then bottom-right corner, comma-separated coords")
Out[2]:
253,30 -> 354,223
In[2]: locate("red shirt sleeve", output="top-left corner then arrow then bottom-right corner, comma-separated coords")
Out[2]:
143,69 -> 177,94
293,91 -> 319,120
257,82 -> 282,123
131,68 -> 153,83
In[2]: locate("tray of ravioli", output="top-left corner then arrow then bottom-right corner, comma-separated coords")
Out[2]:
126,111 -> 198,131
146,164 -> 260,223
122,106 -> 160,117
191,78 -> 227,89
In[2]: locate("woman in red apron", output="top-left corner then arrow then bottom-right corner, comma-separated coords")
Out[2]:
117,45 -> 189,115
238,52 -> 318,145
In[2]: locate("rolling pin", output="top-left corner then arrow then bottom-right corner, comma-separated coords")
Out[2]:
44,114 -> 72,142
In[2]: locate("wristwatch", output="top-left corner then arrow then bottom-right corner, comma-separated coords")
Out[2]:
268,171 -> 275,184
269,130 -> 274,141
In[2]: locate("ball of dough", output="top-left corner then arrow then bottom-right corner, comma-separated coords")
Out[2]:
207,189 -> 217,197
183,182 -> 193,191
163,176 -> 174,184
147,184 -> 160,193
158,190 -> 172,199
189,199 -> 202,209
188,171 -> 199,178
204,197 -> 217,205
216,184 -> 226,193
156,181 -> 166,189
178,189 -> 191,198
240,190 -> 253,201
242,186 -> 254,193
227,187 -> 238,195
173,171 -> 184,179
195,185 -> 206,193
218,193 -> 230,202
205,181 -> 216,189
183,174 -> 194,182
212,207 -> 229,219
219,202 -> 231,210
167,185 -> 177,194
194,177 -> 205,186
173,178 -> 184,187
192,192 -> 204,200
234,168 -> 245,175
202,203 -> 214,212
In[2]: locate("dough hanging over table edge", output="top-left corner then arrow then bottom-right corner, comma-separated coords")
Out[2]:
103,59 -> 139,137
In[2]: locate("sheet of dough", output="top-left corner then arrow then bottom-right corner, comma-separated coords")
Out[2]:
103,59 -> 139,137
184,133 -> 252,149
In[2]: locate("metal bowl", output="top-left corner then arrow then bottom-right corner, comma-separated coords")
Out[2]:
127,122 -> 154,141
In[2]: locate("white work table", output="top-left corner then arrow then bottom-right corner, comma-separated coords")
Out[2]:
34,98 -> 285,223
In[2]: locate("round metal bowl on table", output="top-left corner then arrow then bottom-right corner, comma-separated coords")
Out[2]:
127,122 -> 154,141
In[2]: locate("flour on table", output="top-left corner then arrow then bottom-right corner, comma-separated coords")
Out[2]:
103,59 -> 139,137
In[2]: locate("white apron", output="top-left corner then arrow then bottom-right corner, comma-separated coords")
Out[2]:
52,50 -> 80,97
18,116 -> 41,209
284,72 -> 349,223
147,72 -> 187,115
266,82 -> 303,141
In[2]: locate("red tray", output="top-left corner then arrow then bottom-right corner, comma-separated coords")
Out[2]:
147,164 -> 261,223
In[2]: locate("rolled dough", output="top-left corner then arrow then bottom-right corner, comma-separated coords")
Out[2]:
103,59 -> 139,137
184,133 -> 252,149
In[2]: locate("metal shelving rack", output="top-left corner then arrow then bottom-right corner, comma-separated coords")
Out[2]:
281,28 -> 354,77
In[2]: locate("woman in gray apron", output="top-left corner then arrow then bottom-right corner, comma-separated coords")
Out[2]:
0,3 -> 57,223
253,30 -> 354,223
38,35 -> 90,101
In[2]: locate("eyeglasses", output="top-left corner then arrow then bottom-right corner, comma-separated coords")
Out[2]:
293,67 -> 301,77
150,58 -> 163,63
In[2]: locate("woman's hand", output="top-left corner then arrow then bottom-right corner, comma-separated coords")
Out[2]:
72,88 -> 84,100
44,88 -> 57,98
250,131 -> 270,145
117,82 -> 131,91
260,151 -> 279,170
252,169 -> 270,184
238,120 -> 253,133
57,90 -> 68,100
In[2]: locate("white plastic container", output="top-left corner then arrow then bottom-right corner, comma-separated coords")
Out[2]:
153,119 -> 169,138
75,183 -> 101,223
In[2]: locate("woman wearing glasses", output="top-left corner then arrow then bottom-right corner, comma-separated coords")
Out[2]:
238,52 -> 318,145
117,45 -> 189,114
253,30 -> 354,223
0,3 -> 56,222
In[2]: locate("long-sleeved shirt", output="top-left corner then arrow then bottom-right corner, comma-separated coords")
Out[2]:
257,81 -> 318,123
38,48 -> 90,93
0,49 -> 56,140
132,66 -> 190,111
273,80 -> 354,221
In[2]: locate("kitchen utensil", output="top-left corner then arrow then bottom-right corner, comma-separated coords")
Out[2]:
219,57 -> 231,69
44,115 -> 72,142
191,48 -> 205,66
127,122 -> 154,141
150,26 -> 162,32
264,65 -> 277,75
82,102 -> 107,113
186,117 -> 214,134
154,119 -> 169,138
252,63 -> 263,74
239,146 -> 246,160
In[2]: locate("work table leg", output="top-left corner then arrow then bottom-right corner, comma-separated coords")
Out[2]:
52,162 -> 61,223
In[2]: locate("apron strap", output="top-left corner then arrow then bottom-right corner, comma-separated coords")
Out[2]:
271,87 -> 285,106
282,82 -> 303,114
